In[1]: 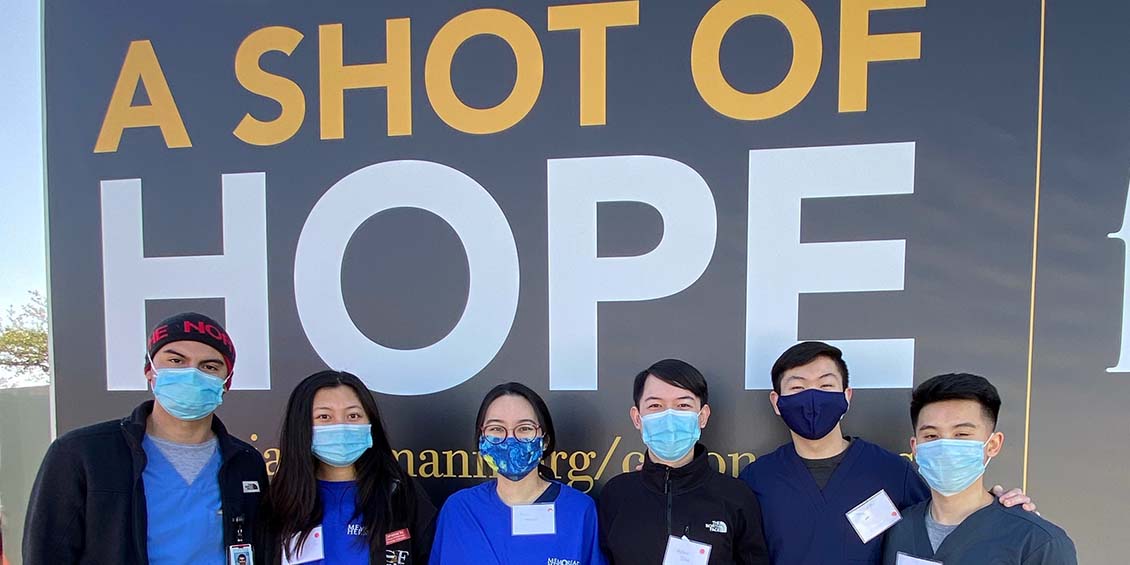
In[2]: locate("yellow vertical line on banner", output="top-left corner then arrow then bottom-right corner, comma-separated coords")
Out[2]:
1023,0 -> 1047,493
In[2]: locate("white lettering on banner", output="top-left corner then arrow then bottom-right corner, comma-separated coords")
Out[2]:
1107,176 -> 1130,372
547,156 -> 718,390
294,160 -> 519,395
100,174 -> 271,390
745,143 -> 916,389
97,143 -> 919,395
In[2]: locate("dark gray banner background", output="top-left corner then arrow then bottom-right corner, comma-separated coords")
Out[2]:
42,1 -> 1126,561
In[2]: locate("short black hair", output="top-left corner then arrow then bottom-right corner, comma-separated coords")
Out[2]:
910,373 -> 1001,429
633,359 -> 708,407
770,341 -> 849,393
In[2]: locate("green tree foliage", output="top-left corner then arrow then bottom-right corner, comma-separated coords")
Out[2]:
0,290 -> 49,386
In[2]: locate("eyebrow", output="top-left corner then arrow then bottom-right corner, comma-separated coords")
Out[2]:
643,395 -> 696,402
313,404 -> 363,410
484,418 -> 538,425
785,373 -> 837,382
917,422 -> 980,432
162,349 -> 226,367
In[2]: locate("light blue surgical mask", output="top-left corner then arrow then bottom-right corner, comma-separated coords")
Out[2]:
152,364 -> 227,421
312,424 -> 373,467
914,438 -> 992,496
641,409 -> 701,462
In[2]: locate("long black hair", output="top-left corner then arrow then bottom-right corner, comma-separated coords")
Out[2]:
474,382 -> 558,481
267,370 -> 417,563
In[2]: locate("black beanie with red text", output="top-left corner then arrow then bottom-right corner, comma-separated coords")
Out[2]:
145,312 -> 236,379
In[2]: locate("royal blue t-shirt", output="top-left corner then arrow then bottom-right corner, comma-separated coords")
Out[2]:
315,480 -> 370,565
429,480 -> 606,565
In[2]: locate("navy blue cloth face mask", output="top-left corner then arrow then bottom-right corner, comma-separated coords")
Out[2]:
776,388 -> 849,440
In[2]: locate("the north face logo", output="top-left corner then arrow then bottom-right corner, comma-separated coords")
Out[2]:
706,520 -> 728,533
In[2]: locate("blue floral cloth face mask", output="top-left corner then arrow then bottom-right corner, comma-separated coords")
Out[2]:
914,438 -> 992,496
640,409 -> 701,462
479,436 -> 544,482
312,423 -> 373,467
150,354 -> 227,421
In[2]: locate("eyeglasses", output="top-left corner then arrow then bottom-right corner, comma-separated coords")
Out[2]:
480,423 -> 542,444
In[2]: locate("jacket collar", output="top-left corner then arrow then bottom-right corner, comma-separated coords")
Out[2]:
640,443 -> 714,493
121,400 -> 247,463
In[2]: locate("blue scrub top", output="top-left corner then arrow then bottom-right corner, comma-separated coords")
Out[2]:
429,480 -> 606,565
142,436 -> 225,565
739,438 -> 930,564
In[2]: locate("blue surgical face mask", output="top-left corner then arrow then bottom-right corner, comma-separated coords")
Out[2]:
640,409 -> 701,463
312,423 -> 373,467
914,438 -> 992,496
151,362 -> 227,421
775,388 -> 849,441
479,436 -> 544,482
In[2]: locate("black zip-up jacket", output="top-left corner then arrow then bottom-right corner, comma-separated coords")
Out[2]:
23,401 -> 269,565
598,444 -> 770,565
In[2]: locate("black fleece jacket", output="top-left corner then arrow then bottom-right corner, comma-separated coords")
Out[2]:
23,401 -> 268,565
598,444 -> 770,565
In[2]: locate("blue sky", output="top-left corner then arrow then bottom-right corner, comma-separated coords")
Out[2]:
0,0 -> 45,313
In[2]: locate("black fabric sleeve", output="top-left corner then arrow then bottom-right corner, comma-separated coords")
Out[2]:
596,485 -> 618,564
735,489 -> 770,565
22,440 -> 87,564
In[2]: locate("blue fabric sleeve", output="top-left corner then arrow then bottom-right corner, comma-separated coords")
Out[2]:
901,461 -> 931,509
428,495 -> 501,565
1025,533 -> 1078,565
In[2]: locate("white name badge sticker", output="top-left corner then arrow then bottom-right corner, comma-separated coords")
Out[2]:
896,552 -> 943,565
282,525 -> 325,565
846,489 -> 902,544
662,535 -> 712,565
511,502 -> 556,536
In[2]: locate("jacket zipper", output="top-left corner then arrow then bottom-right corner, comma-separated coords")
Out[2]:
664,467 -> 673,536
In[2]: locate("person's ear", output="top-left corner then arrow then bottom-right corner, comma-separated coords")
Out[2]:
698,404 -> 711,428
844,387 -> 853,405
910,436 -> 919,459
145,367 -> 157,390
630,406 -> 642,431
769,391 -> 781,416
986,431 -> 1005,459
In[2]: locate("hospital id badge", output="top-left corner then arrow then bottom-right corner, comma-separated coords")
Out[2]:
662,535 -> 711,565
846,489 -> 902,543
511,502 -> 556,536
228,544 -> 254,565
896,553 -> 943,565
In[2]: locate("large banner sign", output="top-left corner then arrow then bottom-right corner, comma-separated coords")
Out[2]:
44,1 -> 1129,560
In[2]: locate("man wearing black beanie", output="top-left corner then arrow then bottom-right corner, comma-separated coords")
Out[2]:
24,312 -> 269,565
